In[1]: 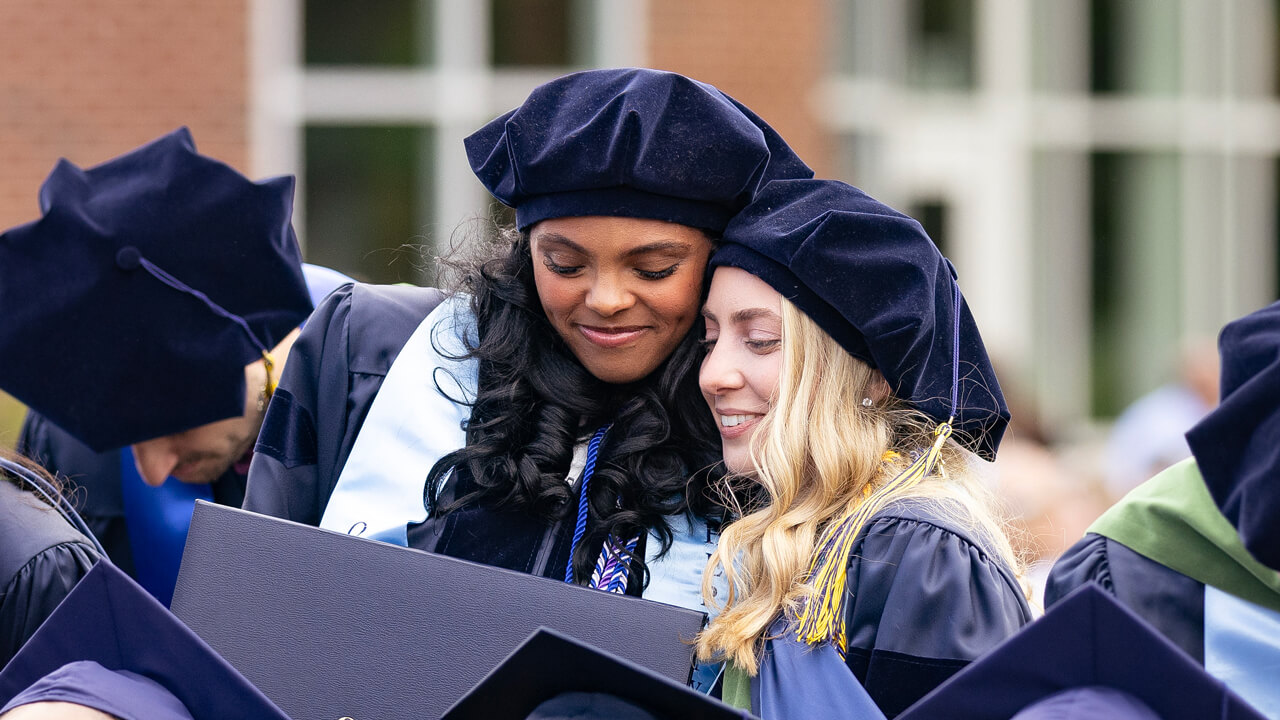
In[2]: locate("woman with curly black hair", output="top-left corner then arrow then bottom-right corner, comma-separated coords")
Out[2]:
244,68 -> 811,627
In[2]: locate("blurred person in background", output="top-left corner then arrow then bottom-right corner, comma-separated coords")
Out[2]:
978,364 -> 1110,604
1,128 -> 349,606
0,449 -> 101,668
1102,339 -> 1219,501
1046,300 -> 1280,717
693,179 -> 1031,719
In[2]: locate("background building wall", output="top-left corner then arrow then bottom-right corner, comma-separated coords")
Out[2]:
646,0 -> 830,177
0,0 -> 249,230
0,0 -> 250,440
3,0 -> 1279,458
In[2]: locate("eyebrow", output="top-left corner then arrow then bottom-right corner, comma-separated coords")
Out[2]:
702,307 -> 780,324
535,233 -> 694,258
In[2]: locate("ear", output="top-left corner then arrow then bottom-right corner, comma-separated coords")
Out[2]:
868,371 -> 891,402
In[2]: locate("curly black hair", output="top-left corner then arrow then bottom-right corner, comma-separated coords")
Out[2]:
426,224 -> 722,586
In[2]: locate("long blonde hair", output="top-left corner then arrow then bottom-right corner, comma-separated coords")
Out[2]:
695,299 -> 1020,673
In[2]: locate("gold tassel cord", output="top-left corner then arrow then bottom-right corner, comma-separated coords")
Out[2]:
260,350 -> 277,408
794,421 -> 954,655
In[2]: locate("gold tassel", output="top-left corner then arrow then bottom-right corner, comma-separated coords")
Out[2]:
257,351 -> 277,412
794,421 -> 953,655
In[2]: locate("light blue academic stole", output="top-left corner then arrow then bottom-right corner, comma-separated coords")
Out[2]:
1205,586 -> 1280,716
320,295 -> 724,649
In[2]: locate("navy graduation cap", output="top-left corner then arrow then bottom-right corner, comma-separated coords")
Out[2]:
1186,300 -> 1280,571
896,584 -> 1266,720
711,178 -> 1009,459
0,127 -> 312,452
443,628 -> 753,720
465,67 -> 813,233
0,561 -> 291,719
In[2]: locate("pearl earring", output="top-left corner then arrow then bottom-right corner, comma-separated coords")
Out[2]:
861,397 -> 873,407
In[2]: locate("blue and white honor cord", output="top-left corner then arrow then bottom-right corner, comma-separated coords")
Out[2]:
564,424 -> 640,594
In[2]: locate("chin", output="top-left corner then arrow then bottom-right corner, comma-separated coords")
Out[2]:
722,454 -> 753,476
581,360 -> 654,385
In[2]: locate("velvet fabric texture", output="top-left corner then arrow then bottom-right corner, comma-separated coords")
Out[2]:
1186,300 -> 1280,572
710,178 -> 1009,459
0,127 -> 312,452
0,561 -> 291,719
465,68 -> 813,233
896,585 -> 1265,720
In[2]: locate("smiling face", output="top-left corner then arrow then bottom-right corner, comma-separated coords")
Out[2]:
530,216 -> 712,384
699,266 -> 785,475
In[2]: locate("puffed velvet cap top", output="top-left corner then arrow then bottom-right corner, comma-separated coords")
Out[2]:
896,585 -> 1265,720
711,178 -> 1009,459
465,67 -> 813,233
443,628 -> 751,720
0,127 -> 312,451
1186,300 -> 1280,571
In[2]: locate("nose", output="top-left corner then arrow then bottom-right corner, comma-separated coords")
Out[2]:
699,342 -> 744,397
131,441 -> 179,487
584,271 -> 635,317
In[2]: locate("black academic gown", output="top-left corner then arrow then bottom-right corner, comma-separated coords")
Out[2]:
1045,534 -> 1207,662
842,498 -> 1033,717
16,415 -> 246,578
245,284 -> 656,592
0,480 -> 100,667
245,283 -> 446,526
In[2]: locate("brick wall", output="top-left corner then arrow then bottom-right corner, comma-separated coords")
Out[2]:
646,0 -> 830,178
0,0 -> 249,230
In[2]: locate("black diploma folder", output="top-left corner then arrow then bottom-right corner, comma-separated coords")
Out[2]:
171,501 -> 707,720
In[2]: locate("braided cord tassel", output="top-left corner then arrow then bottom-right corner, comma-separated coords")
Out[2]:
565,425 -> 611,584
795,421 -> 954,654
589,533 -> 641,594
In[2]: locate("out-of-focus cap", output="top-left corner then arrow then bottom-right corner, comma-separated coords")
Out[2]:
0,127 -> 312,451
0,561 -> 291,720
896,584 -> 1266,720
442,628 -> 754,720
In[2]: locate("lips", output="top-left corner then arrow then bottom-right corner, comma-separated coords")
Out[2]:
577,324 -> 649,349
715,410 -> 764,439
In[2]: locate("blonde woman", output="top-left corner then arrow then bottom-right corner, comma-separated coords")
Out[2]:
696,179 -> 1032,719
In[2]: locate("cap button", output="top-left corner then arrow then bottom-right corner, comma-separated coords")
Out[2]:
115,246 -> 141,271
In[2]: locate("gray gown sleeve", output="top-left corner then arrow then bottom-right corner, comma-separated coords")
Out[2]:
0,541 -> 99,667
842,503 -> 1033,718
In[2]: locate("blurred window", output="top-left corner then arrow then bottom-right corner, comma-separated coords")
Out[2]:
297,0 -> 594,285
908,199 -> 950,258
303,126 -> 435,284
908,0 -> 976,90
492,0 -> 582,66
304,0 -> 432,66
1089,151 -> 1182,417
1090,0 -> 1179,94
834,133 -> 884,190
